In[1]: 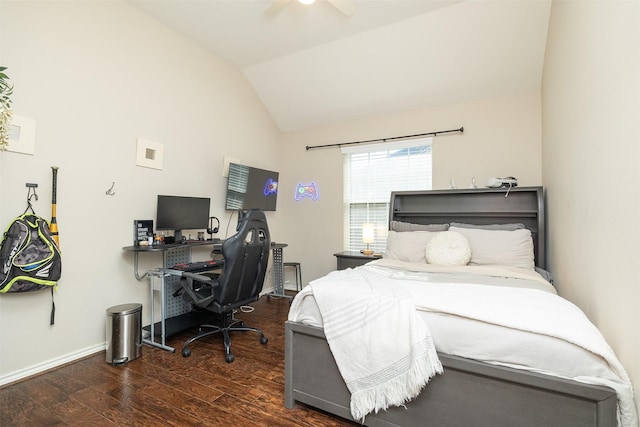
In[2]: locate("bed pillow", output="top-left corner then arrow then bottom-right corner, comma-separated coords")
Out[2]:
383,230 -> 439,263
390,221 -> 449,232
449,226 -> 535,270
425,231 -> 471,266
449,222 -> 525,231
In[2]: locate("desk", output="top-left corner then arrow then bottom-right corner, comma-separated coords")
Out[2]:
123,240 -> 288,350
123,240 -> 221,352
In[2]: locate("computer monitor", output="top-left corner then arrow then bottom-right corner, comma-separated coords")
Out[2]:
225,163 -> 279,211
156,195 -> 210,242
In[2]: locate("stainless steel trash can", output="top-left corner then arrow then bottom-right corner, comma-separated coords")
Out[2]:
106,303 -> 142,365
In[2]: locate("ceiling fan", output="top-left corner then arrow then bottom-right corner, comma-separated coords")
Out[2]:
266,0 -> 356,17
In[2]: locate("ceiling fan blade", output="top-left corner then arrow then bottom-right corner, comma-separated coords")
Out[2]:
327,0 -> 356,17
265,0 -> 293,16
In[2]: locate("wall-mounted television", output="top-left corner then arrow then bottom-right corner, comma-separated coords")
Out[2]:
156,195 -> 210,242
225,163 -> 279,211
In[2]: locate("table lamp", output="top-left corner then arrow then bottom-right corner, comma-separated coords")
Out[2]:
361,223 -> 375,255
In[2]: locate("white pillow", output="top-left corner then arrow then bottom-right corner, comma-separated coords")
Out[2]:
383,230 -> 439,263
425,231 -> 471,266
449,226 -> 535,270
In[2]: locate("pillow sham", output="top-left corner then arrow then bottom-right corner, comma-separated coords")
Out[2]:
449,226 -> 535,270
383,230 -> 439,263
425,231 -> 471,266
390,221 -> 449,232
449,222 -> 525,231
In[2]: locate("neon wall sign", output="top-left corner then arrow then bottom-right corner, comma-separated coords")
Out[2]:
295,182 -> 319,201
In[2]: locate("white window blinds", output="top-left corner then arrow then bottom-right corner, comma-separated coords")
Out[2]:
342,138 -> 433,253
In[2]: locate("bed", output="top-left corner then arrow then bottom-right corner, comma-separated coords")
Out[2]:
284,186 -> 637,427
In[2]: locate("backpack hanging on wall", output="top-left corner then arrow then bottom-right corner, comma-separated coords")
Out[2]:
0,213 -> 62,324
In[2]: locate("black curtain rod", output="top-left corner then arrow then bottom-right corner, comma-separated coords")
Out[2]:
305,126 -> 464,151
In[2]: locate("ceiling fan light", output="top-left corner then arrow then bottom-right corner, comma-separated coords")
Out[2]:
298,0 -> 316,5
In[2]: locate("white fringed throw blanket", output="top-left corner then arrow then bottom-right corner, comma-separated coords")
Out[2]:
309,267 -> 443,421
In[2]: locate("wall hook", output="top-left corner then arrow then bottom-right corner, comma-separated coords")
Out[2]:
26,183 -> 39,202
106,182 -> 116,196
24,183 -> 38,214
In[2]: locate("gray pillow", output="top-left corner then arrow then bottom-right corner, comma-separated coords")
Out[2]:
390,221 -> 449,232
449,222 -> 525,231
535,267 -> 554,284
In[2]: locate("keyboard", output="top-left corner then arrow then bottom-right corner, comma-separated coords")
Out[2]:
171,260 -> 224,272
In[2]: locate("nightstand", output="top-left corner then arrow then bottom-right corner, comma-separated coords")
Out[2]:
334,251 -> 382,270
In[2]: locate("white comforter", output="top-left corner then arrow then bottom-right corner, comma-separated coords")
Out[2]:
288,259 -> 638,427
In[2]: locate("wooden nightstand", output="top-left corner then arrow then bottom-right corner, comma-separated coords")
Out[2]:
334,251 -> 382,270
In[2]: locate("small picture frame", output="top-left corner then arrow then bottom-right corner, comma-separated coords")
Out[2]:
136,137 -> 164,170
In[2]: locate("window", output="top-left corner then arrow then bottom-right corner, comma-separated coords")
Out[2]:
342,138 -> 432,253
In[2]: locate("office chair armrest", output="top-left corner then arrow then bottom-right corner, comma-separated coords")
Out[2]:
180,272 -> 219,307
181,271 -> 217,284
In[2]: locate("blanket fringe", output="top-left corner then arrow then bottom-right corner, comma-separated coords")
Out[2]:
350,343 -> 443,422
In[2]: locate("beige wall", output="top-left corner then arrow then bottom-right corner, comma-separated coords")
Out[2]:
278,91 -> 543,284
542,0 -> 640,412
0,1 -> 282,381
5,2 -> 635,413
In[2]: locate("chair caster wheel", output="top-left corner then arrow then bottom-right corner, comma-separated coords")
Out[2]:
225,354 -> 235,363
260,336 -> 268,345
182,348 -> 191,357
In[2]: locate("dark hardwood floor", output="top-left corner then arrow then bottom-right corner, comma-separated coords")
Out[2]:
0,294 -> 357,426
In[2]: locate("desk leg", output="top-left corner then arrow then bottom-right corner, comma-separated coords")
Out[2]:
130,245 -> 197,353
143,272 -> 175,352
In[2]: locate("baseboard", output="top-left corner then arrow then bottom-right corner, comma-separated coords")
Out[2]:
0,342 -> 106,387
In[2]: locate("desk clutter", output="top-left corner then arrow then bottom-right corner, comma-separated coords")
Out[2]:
133,219 -> 154,246
133,219 -> 216,246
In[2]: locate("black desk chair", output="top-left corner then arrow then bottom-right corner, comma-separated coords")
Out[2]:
179,209 -> 270,362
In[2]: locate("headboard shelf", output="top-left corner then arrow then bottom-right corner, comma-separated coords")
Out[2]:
389,186 -> 545,268
393,211 -> 539,217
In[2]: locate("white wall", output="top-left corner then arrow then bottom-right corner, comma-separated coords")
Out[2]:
542,0 -> 640,412
278,91 -> 543,284
0,1 -> 281,382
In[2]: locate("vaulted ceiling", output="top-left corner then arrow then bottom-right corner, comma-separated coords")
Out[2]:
129,0 -> 552,132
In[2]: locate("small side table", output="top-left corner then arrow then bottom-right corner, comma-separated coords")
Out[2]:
334,251 -> 382,270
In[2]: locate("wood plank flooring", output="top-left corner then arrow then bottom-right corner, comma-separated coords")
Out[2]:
0,294 -> 357,426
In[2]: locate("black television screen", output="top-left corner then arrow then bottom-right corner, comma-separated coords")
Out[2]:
156,195 -> 210,241
226,163 -> 279,211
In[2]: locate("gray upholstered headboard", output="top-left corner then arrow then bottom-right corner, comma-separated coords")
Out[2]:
389,186 -> 545,269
